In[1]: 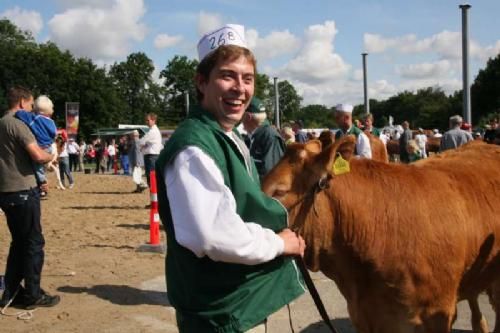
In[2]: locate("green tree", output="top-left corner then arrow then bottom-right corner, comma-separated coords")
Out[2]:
296,104 -> 335,128
160,55 -> 198,126
269,80 -> 302,123
109,52 -> 163,125
471,53 -> 500,124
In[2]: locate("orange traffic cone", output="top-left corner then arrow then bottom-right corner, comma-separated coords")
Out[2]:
149,170 -> 160,245
137,170 -> 164,253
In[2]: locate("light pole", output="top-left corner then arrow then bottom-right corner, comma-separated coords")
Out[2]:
362,53 -> 369,114
460,4 -> 471,124
273,77 -> 280,129
184,91 -> 190,116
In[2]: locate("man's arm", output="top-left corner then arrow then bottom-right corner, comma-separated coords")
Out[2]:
164,146 -> 304,265
26,141 -> 53,164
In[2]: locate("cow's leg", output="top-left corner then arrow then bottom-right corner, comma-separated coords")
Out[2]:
419,304 -> 456,333
468,296 -> 489,333
487,281 -> 500,333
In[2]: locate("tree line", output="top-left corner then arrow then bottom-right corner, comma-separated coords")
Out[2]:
1,19 -> 499,139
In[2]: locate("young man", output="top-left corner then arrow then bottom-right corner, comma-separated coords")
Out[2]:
0,86 -> 60,309
156,24 -> 305,332
334,103 -> 372,158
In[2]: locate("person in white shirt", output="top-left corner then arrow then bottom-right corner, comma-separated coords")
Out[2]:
156,24 -> 306,332
106,138 -> 116,172
414,128 -> 428,158
334,104 -> 372,158
66,138 -> 80,172
56,136 -> 74,189
140,113 -> 163,188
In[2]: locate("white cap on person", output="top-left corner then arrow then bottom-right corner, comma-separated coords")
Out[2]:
335,103 -> 353,113
197,24 -> 247,61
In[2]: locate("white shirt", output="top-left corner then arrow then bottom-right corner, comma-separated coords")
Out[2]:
58,143 -> 69,158
356,131 -> 372,159
164,145 -> 285,265
140,125 -> 163,155
67,141 -> 79,154
107,144 -> 116,156
415,134 -> 428,149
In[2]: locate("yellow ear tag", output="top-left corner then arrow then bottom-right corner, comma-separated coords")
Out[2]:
332,153 -> 350,175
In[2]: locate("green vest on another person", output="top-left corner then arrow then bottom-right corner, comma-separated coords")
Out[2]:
335,125 -> 362,140
248,120 -> 285,179
155,105 -> 305,333
367,127 -> 380,137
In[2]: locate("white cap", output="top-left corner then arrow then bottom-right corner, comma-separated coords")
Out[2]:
335,103 -> 353,113
197,24 -> 247,61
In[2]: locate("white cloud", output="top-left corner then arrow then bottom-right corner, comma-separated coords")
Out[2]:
154,34 -> 183,49
246,29 -> 300,61
397,60 -> 452,79
280,21 -> 351,84
197,11 -> 223,37
54,0 -> 115,9
48,0 -> 147,62
1,6 -> 44,37
364,30 -> 500,62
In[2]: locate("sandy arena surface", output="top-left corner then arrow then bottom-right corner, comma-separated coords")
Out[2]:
1,171 -> 177,333
1,171 -> 496,333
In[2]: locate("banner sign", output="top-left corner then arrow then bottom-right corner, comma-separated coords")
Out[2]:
65,102 -> 80,139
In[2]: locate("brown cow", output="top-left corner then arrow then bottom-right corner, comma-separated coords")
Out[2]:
262,137 -> 500,333
387,137 -> 441,161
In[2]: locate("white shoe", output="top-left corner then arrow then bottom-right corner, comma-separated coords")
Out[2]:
69,183 -> 74,189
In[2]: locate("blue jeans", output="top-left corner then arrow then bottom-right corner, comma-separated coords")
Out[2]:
0,188 -> 44,303
59,156 -> 74,186
144,154 -> 158,188
120,155 -> 130,175
34,145 -> 53,185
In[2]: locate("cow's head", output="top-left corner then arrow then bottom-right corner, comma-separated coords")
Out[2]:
262,135 -> 356,209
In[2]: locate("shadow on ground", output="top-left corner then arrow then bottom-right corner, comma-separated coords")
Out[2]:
116,223 -> 164,231
299,319 -> 475,333
58,285 -> 171,306
80,191 -> 138,195
64,205 -> 146,210
79,244 -> 136,250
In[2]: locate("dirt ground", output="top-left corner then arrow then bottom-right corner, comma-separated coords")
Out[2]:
0,171 -> 178,332
1,170 -> 496,333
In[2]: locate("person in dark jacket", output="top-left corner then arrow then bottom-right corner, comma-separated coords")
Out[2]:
242,97 -> 285,179
399,121 -> 413,163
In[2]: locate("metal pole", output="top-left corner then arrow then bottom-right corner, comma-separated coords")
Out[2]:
273,77 -> 280,129
362,53 -> 369,114
184,91 -> 190,116
460,4 -> 471,124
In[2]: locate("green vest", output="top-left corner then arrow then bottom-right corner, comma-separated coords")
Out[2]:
155,106 -> 305,333
335,125 -> 362,140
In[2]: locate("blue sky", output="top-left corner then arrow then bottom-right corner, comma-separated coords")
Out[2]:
2,0 -> 499,107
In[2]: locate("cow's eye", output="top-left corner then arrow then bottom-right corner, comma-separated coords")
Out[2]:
274,189 -> 288,197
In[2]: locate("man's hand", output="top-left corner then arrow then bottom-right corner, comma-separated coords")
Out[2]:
40,182 -> 49,193
278,228 -> 306,257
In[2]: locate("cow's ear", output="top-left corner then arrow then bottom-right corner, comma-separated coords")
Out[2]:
304,140 -> 322,154
317,135 -> 356,173
335,135 -> 356,161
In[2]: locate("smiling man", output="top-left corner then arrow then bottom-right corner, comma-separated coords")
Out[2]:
155,24 -> 306,333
